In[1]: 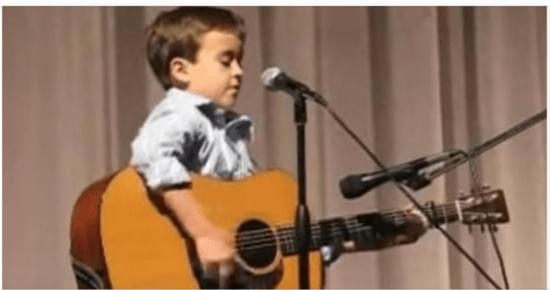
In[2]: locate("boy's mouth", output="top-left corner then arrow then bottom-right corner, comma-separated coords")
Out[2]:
230,85 -> 240,93
227,87 -> 240,99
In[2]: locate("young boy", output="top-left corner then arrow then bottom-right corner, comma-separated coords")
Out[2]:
130,7 -> 251,283
129,6 -> 427,287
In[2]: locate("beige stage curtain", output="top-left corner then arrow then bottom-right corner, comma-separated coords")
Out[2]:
3,6 -> 546,289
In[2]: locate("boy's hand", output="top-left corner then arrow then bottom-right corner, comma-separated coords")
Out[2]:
195,227 -> 236,281
393,207 -> 429,245
161,188 -> 236,285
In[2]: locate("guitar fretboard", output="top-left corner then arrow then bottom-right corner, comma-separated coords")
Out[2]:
274,202 -> 463,256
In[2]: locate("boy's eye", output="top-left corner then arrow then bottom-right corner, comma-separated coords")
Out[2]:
219,51 -> 240,67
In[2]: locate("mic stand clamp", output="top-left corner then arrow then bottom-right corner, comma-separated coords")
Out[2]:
403,174 -> 432,191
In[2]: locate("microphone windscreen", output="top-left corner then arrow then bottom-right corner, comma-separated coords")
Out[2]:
261,67 -> 283,89
339,175 -> 368,199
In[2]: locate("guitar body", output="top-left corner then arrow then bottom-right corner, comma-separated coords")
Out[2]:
74,165 -> 508,288
100,167 -> 322,289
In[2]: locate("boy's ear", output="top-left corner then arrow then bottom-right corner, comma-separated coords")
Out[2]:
169,57 -> 193,85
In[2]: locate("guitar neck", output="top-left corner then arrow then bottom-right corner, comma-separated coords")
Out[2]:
275,202 -> 462,256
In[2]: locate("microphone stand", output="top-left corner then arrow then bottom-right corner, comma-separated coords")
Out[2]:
277,82 -> 326,289
409,109 -> 547,190
267,70 -> 327,289
293,94 -> 311,289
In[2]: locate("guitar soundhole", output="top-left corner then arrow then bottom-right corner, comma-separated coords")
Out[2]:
236,219 -> 278,269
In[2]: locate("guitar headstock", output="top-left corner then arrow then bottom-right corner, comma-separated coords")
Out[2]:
457,187 -> 510,225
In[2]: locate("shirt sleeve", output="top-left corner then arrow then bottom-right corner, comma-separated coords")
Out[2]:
130,107 -> 202,192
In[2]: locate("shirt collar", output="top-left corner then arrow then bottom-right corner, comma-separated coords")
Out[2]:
167,87 -> 251,129
166,87 -> 211,107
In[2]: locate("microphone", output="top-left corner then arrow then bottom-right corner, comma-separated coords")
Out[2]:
261,67 -> 327,106
339,150 -> 463,199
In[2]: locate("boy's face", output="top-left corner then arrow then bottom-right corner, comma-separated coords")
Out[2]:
172,30 -> 244,109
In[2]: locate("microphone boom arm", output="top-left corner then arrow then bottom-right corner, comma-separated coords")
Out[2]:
414,109 -> 547,190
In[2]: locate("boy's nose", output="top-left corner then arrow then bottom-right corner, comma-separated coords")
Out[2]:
232,62 -> 244,76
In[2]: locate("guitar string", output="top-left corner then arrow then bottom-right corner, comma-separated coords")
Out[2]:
235,205 -> 492,250
235,202 -> 483,245
238,222 -> 399,251
236,222 -> 417,252
236,205 -> 465,246
238,207 -> 493,252
233,198 -> 489,240
239,195 -> 498,240
238,225 -> 368,252
236,205 -> 500,249
235,202 -> 467,240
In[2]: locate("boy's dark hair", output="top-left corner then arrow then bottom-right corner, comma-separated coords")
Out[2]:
146,7 -> 246,90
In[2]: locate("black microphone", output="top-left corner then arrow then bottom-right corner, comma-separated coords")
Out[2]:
261,67 -> 327,106
340,151 -> 462,199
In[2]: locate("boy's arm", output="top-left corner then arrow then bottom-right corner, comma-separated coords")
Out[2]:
162,188 -> 224,239
161,188 -> 235,272
132,105 -> 235,279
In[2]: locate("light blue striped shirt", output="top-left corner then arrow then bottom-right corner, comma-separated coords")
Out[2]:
130,88 -> 256,191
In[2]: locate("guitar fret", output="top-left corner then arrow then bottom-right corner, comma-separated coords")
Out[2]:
337,218 -> 350,241
311,224 -> 320,249
348,217 -> 362,243
279,222 -> 332,256
421,203 -> 462,225
344,218 -> 353,241
277,227 -> 293,255
279,229 -> 288,251
442,204 -> 448,224
288,228 -> 296,254
428,206 -> 437,222
319,220 -> 333,249
392,213 -> 402,225
455,200 -> 463,222
275,227 -> 285,253
309,224 -> 319,249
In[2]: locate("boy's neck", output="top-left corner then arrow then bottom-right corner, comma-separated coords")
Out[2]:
167,87 -> 230,113
170,86 -> 212,101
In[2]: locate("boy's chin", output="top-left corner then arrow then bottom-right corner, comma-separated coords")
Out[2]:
216,94 -> 238,109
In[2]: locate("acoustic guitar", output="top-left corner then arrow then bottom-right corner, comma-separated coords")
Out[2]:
71,168 -> 509,289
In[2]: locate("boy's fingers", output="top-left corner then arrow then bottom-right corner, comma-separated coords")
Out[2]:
408,207 -> 430,228
218,261 -> 234,288
219,260 -> 235,277
202,260 -> 234,287
202,262 -> 218,279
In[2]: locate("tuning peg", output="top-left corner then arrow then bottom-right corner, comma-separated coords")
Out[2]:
468,224 -> 472,234
480,223 -> 485,233
490,224 -> 498,232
